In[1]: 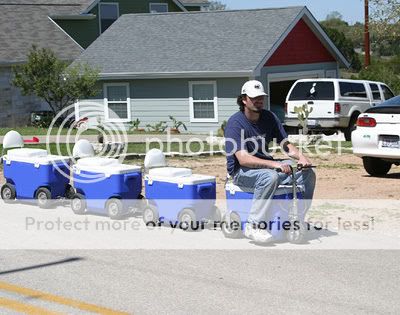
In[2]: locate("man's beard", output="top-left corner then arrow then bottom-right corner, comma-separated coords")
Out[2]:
249,107 -> 261,113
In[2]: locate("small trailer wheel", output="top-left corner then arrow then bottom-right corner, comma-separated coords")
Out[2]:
178,208 -> 197,231
36,187 -> 52,209
1,183 -> 16,203
64,185 -> 75,199
142,206 -> 159,226
71,193 -> 86,215
221,212 -> 243,239
106,198 -> 124,220
286,221 -> 307,244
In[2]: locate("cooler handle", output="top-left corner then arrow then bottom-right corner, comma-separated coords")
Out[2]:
124,173 -> 140,184
197,183 -> 214,197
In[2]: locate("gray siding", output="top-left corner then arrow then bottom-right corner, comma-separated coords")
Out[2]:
78,77 -> 247,133
0,66 -> 49,128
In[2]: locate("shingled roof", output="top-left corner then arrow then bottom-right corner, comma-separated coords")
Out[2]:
72,7 -> 348,79
0,1 -> 91,64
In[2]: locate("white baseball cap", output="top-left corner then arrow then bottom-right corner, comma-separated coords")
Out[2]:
241,80 -> 267,98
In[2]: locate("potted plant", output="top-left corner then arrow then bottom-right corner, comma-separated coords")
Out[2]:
169,116 -> 187,134
129,118 -> 144,132
146,121 -> 168,133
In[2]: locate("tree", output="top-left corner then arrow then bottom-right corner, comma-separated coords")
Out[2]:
321,25 -> 362,71
326,11 -> 343,21
13,46 -> 99,115
369,0 -> 400,40
356,58 -> 400,94
208,1 -> 226,11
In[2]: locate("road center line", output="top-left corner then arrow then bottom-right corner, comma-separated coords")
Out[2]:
0,296 -> 61,315
0,281 -> 130,315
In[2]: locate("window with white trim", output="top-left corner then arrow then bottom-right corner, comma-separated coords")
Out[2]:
150,3 -> 168,13
104,83 -> 131,122
99,3 -> 119,33
189,81 -> 218,122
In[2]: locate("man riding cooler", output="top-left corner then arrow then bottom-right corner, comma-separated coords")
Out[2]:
224,80 -> 316,243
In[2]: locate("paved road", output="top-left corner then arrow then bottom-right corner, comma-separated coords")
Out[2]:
0,202 -> 400,314
0,250 -> 399,314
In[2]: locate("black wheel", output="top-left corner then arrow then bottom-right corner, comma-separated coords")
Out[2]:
286,221 -> 306,244
64,185 -> 75,199
178,208 -> 197,231
71,193 -> 86,215
106,198 -> 124,220
142,206 -> 159,226
221,212 -> 243,239
35,187 -> 52,209
1,183 -> 16,203
362,157 -> 392,176
344,113 -> 359,141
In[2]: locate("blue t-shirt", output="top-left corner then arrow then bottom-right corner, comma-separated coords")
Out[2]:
224,110 -> 288,175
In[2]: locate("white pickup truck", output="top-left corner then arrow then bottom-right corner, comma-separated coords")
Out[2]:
284,79 -> 395,141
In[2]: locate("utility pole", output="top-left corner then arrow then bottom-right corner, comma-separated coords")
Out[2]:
364,0 -> 370,68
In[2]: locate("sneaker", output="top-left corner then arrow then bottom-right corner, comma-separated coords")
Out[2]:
244,223 -> 273,243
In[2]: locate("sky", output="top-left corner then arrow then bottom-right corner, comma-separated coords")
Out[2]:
221,0 -> 365,24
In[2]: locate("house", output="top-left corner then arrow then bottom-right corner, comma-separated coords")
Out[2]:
0,0 -> 208,127
72,7 -> 349,133
55,0 -> 210,49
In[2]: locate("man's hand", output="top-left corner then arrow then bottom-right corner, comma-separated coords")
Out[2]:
298,155 -> 312,168
272,161 -> 292,174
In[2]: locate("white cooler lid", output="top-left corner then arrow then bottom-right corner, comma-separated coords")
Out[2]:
149,167 -> 192,177
75,157 -> 141,175
146,172 -> 215,185
4,148 -> 70,165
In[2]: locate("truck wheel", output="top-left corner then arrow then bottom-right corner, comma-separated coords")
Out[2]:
221,212 -> 243,239
71,193 -> 86,215
142,206 -> 159,226
344,114 -> 359,141
1,183 -> 16,203
106,198 -> 125,220
363,157 -> 392,176
36,187 -> 52,209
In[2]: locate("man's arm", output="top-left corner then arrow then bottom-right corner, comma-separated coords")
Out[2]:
284,143 -> 312,167
235,150 -> 292,174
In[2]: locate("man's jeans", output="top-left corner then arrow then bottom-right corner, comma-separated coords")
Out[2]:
233,163 -> 316,224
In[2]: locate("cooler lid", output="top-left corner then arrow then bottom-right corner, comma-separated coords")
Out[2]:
146,173 -> 215,185
4,148 -> 70,165
77,157 -> 119,168
7,148 -> 47,159
75,157 -> 141,175
148,167 -> 192,177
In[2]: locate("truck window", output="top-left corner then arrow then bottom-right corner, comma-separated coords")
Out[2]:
369,83 -> 381,100
381,85 -> 395,100
339,82 -> 367,98
288,82 -> 334,101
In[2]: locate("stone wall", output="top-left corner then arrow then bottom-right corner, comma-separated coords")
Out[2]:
0,66 -> 48,128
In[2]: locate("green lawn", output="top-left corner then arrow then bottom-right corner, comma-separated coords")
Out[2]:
0,142 -> 223,157
0,127 -> 188,136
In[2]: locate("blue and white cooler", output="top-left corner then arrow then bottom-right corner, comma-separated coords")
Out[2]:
143,149 -> 217,228
1,131 -> 71,208
223,182 -> 306,241
71,154 -> 142,219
